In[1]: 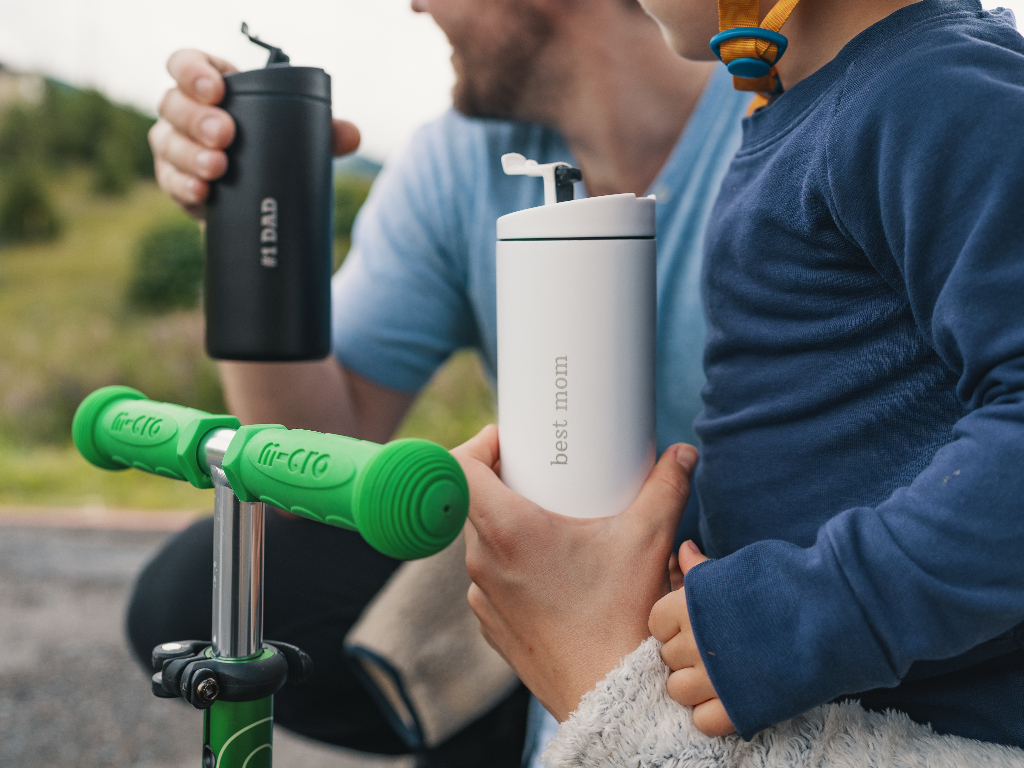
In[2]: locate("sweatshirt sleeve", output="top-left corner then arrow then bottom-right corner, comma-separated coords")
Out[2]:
685,33 -> 1024,738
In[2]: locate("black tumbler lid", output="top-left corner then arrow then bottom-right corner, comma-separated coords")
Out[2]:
224,66 -> 331,103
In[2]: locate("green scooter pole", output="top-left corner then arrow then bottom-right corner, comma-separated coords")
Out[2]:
73,385 -> 469,768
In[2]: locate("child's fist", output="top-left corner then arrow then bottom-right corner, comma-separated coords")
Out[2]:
649,541 -> 736,737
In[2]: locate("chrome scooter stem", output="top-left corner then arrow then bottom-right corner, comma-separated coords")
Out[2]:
203,428 -> 265,660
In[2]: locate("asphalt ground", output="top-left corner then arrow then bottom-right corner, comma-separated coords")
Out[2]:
0,518 -> 411,768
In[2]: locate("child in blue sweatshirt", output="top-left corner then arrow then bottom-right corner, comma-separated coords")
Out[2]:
458,0 -> 1024,757
641,0 -> 1024,748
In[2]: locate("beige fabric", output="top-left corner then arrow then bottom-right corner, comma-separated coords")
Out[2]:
344,533 -> 520,748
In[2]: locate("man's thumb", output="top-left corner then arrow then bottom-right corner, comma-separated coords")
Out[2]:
679,539 -> 709,574
332,119 -> 361,157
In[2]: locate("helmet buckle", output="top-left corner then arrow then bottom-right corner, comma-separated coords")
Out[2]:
710,27 -> 790,79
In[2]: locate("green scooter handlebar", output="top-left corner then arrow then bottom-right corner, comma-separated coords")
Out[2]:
71,386 -> 468,560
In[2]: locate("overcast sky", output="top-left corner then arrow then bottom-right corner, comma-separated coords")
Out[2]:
0,0 -> 454,160
0,1 -> 1020,161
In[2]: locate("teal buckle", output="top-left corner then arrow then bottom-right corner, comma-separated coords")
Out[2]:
710,28 -> 789,79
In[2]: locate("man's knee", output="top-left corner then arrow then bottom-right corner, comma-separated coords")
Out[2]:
125,516 -> 215,670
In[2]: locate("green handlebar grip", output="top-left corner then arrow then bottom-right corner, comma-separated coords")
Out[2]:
222,426 -> 468,560
72,386 -> 469,559
72,385 -> 240,489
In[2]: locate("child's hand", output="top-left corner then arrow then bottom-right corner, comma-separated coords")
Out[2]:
649,541 -> 737,737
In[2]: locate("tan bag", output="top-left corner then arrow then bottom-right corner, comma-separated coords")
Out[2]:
344,533 -> 521,749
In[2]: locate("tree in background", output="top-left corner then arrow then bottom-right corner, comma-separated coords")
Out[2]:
333,173 -> 373,270
335,174 -> 373,239
23,83 -> 155,183
126,220 -> 204,312
0,100 -> 62,243
0,78 -> 155,232
0,165 -> 61,242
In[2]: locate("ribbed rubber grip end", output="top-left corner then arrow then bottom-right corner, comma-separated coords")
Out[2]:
352,439 -> 469,560
72,385 -> 147,470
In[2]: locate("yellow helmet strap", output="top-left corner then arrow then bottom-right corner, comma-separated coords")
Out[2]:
710,0 -> 801,106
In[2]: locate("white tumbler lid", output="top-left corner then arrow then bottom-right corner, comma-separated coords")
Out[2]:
497,193 -> 656,241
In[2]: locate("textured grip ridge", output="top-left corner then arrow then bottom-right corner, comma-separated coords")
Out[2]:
222,428 -> 468,558
71,386 -> 240,489
73,387 -> 468,558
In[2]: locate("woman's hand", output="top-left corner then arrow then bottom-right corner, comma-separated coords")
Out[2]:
455,424 -> 698,722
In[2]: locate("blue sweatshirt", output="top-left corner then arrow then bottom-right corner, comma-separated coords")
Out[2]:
685,0 -> 1024,746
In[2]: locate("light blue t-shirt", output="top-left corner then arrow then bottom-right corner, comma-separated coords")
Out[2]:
332,65 -> 750,454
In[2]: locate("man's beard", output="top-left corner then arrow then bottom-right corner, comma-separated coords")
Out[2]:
449,5 -> 555,120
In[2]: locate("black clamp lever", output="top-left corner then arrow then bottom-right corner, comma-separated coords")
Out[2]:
240,22 -> 290,66
554,165 -> 583,203
150,640 -> 313,710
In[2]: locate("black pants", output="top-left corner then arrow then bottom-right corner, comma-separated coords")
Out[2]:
126,513 -> 529,768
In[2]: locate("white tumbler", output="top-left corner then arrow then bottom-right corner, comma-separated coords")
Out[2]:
496,153 -> 656,518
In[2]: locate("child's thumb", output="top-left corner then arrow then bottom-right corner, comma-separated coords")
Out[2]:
678,539 -> 709,574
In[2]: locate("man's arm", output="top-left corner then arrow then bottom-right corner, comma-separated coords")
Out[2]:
218,358 -> 414,442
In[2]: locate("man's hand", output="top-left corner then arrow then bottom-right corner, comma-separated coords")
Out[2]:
150,49 -> 361,217
456,424 -> 698,722
649,541 -> 736,737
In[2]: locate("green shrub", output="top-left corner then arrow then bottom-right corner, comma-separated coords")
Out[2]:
93,135 -> 136,196
0,80 -> 155,187
126,220 -> 204,312
0,166 -> 61,242
334,174 -> 373,240
44,87 -> 114,165
12,375 -> 90,445
0,106 -> 44,163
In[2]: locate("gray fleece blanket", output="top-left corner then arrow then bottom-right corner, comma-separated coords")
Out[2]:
544,636 -> 1024,768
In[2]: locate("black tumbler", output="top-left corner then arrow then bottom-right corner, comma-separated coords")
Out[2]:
205,56 -> 334,361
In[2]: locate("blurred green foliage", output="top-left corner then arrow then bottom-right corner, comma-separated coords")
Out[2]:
93,135 -> 137,196
0,165 -> 61,242
332,174 -> 372,272
126,220 -> 204,312
0,92 -> 497,510
0,170 -> 225,459
335,174 -> 373,240
396,349 -> 495,450
0,81 -> 154,201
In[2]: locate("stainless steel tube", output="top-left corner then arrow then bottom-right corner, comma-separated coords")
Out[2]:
204,429 -> 265,660
200,428 -> 236,475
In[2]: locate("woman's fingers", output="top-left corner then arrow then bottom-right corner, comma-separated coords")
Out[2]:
668,551 -> 684,591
